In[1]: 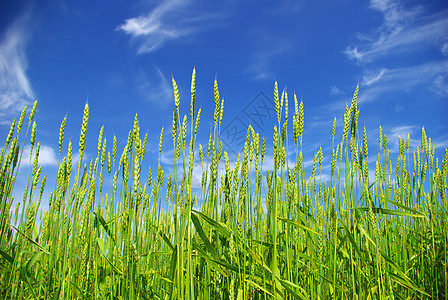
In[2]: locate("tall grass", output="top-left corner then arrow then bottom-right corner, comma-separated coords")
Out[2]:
0,70 -> 447,299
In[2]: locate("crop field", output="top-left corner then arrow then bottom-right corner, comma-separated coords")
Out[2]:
0,71 -> 447,299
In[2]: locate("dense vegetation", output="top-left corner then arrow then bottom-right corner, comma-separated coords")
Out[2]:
1,70 -> 447,299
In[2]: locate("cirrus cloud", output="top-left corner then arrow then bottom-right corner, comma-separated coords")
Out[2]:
0,11 -> 35,125
118,0 -> 227,54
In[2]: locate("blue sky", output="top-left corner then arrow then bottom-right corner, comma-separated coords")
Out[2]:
1,0 -> 447,205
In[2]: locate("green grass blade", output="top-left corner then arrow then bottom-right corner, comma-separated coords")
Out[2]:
338,218 -> 363,259
12,225 -> 50,255
96,238 -> 123,275
192,209 -> 232,238
0,249 -> 14,264
191,212 -> 218,257
278,217 -> 321,236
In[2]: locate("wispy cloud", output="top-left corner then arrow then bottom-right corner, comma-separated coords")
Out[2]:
343,1 -> 448,105
357,61 -> 448,104
431,74 -> 448,97
324,58 -> 447,118
0,11 -> 35,125
381,125 -> 448,154
118,0 -> 225,53
362,68 -> 386,86
386,125 -> 418,152
136,66 -> 173,108
246,40 -> 291,81
330,85 -> 345,97
433,134 -> 448,150
345,1 -> 448,63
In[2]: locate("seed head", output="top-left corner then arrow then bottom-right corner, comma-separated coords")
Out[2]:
294,93 -> 299,118
6,119 -> 16,146
190,67 -> 196,121
181,115 -> 187,142
133,114 -> 139,140
176,134 -> 181,162
58,116 -> 67,156
375,153 -> 381,182
159,127 -> 164,158
254,132 -> 260,156
274,82 -> 279,124
379,126 -> 383,149
318,146 -> 323,169
421,127 -> 427,154
98,126 -> 104,156
219,98 -> 224,128
273,126 -> 279,168
261,137 -> 266,164
17,106 -> 27,135
363,126 -> 368,158
67,141 -> 72,183
207,132 -> 212,156
172,109 -> 177,146
133,152 -> 140,195
214,79 -> 220,126
142,132 -> 148,156
172,77 -> 180,113
342,104 -> 350,143
33,143 -> 40,179
332,117 -> 336,142
363,160 -> 369,182
331,148 -> 336,177
298,100 -> 304,138
30,121 -> 37,151
101,138 -> 106,169
195,108 -> 201,138
33,165 -> 42,190
350,84 -> 359,115
284,89 -> 289,124
113,135 -> 117,162
29,100 -> 37,123
78,103 -> 89,160
292,116 -> 298,145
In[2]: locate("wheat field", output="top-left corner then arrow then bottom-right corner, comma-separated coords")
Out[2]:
0,70 -> 447,299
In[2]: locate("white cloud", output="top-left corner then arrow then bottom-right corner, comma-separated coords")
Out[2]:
357,61 -> 448,104
362,69 -> 386,86
21,144 -> 58,167
369,0 -> 421,28
136,66 -> 173,107
441,41 -> 448,56
345,1 -> 448,63
0,11 -> 35,125
324,60 -> 448,114
433,135 -> 448,150
118,0 -> 225,53
431,74 -> 448,97
384,125 -> 419,153
326,3 -> 448,116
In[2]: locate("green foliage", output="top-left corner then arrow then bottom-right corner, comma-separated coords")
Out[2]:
0,71 -> 447,299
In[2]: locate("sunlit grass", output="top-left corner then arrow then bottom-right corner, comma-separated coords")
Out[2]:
0,69 -> 447,299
